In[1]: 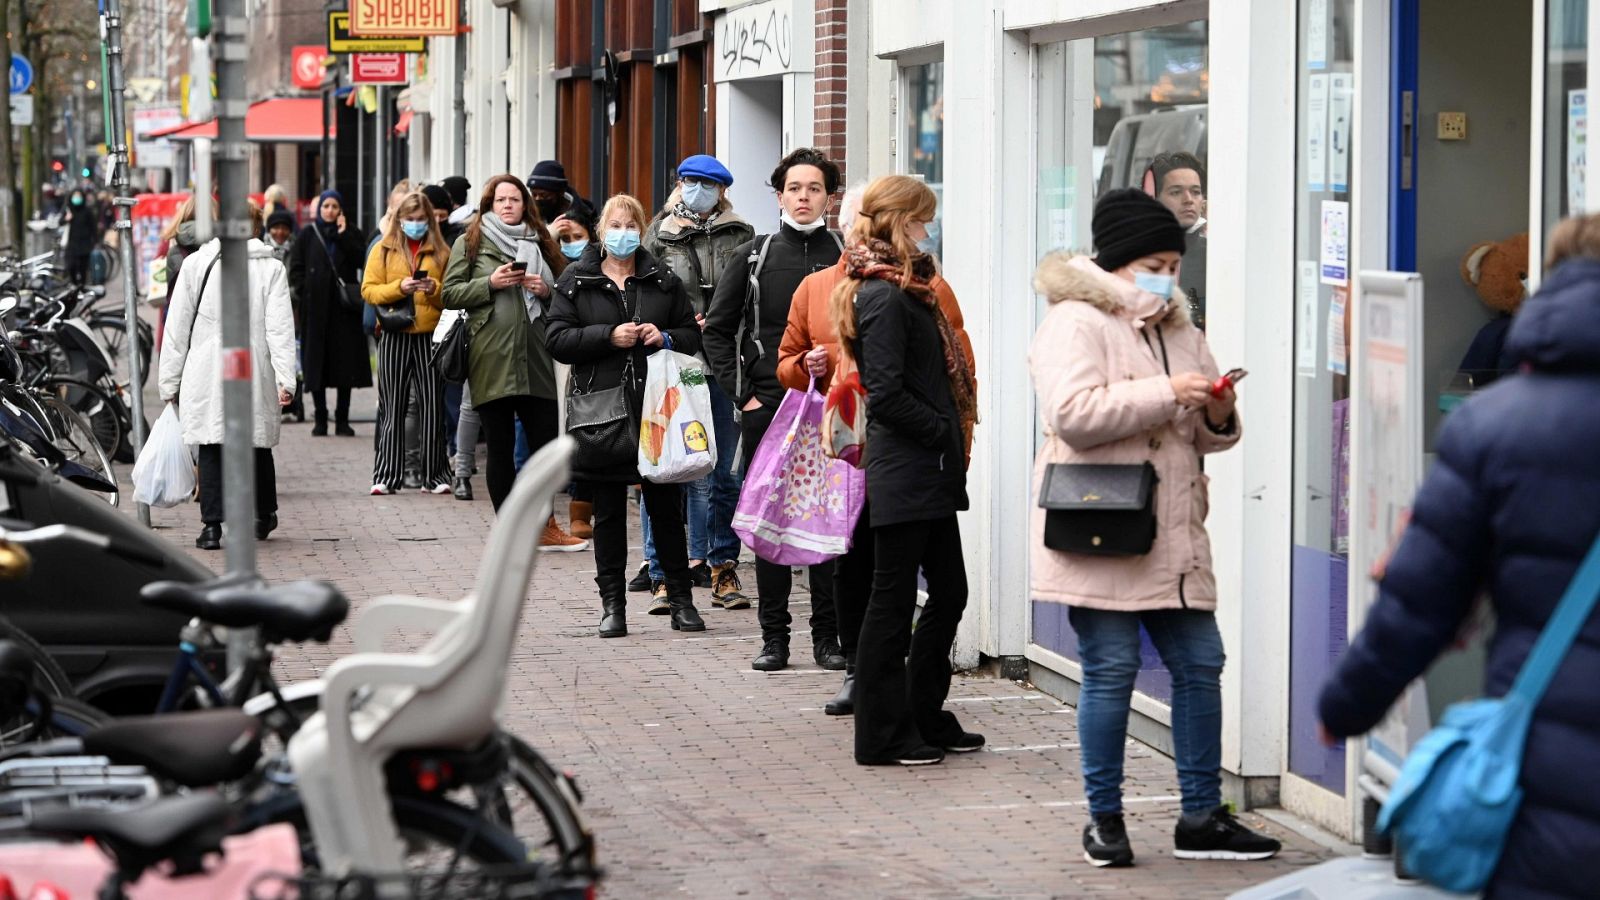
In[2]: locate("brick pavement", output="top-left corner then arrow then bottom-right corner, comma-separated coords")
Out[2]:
123,381 -> 1341,898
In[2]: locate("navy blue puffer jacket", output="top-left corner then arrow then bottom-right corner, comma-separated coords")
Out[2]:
1318,258 -> 1600,900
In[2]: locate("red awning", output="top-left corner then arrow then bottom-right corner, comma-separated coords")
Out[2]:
393,109 -> 413,137
148,98 -> 337,143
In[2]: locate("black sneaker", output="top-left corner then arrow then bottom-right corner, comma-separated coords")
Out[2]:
1083,813 -> 1134,868
628,563 -> 654,593
857,745 -> 945,767
688,561 -> 713,588
938,732 -> 985,753
813,636 -> 847,670
751,638 -> 789,671
1173,808 -> 1282,861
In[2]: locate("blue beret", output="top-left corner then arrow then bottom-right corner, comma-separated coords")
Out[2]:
677,154 -> 733,186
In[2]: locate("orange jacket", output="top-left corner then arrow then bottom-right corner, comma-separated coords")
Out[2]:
777,258 -> 977,459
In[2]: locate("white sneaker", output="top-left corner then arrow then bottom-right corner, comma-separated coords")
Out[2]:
370,483 -> 393,495
425,482 -> 451,494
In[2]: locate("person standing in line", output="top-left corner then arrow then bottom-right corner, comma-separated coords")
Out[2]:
643,154 -> 754,611
1030,188 -> 1277,867
64,189 -> 100,286
443,176 -> 475,230
704,148 -> 848,672
362,191 -> 453,495
422,183 -> 467,248
527,160 -> 579,226
551,199 -> 600,539
155,196 -> 206,352
546,193 -> 705,637
440,174 -> 587,549
159,201 -> 297,550
777,183 -> 978,715
421,182 -> 466,466
264,209 -> 296,264
830,175 -> 979,767
288,190 -> 371,436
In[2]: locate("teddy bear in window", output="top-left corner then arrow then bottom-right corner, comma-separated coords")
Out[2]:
1457,232 -> 1528,387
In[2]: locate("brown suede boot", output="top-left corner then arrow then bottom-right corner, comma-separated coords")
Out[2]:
569,499 -> 594,539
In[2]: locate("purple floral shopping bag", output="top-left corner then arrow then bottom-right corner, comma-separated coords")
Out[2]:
732,379 -> 866,566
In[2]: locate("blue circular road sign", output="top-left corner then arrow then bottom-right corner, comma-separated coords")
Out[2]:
10,55 -> 33,95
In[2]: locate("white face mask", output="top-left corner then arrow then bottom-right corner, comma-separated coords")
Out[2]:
780,211 -> 826,233
1132,271 -> 1175,297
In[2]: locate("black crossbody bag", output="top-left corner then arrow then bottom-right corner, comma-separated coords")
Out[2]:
1038,326 -> 1169,556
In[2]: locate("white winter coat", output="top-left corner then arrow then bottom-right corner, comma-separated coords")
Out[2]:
158,239 -> 298,447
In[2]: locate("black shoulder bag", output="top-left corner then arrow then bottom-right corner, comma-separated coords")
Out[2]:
563,285 -> 640,471
316,234 -> 365,313
1037,327 -> 1167,556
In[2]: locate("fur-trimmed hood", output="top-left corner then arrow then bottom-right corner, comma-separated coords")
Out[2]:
1032,250 -> 1189,327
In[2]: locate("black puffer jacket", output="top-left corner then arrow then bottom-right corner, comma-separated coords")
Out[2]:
850,279 -> 967,527
546,246 -> 702,482
703,224 -> 843,409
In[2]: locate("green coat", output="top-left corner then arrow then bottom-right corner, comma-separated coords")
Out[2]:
440,235 -> 558,406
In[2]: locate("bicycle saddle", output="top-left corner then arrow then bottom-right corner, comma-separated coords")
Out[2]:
29,791 -> 230,879
82,708 -> 262,787
141,577 -> 350,643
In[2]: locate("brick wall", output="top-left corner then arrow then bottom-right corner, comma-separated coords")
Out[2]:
813,0 -> 849,191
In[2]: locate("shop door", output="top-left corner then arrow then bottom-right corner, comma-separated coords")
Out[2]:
1533,0 -> 1600,282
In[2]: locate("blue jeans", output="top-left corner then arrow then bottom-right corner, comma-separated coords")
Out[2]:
643,375 -> 742,578
1068,606 -> 1225,816
513,417 -> 531,470
443,382 -> 463,459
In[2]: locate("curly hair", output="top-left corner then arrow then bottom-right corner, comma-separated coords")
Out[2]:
769,147 -> 841,196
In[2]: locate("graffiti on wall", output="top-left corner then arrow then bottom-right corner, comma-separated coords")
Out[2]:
719,0 -> 797,81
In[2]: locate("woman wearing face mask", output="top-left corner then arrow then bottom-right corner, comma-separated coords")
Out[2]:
1028,189 -> 1275,868
361,191 -> 452,495
64,189 -> 100,286
829,175 -> 979,767
441,177 -> 586,550
288,190 -> 372,436
547,194 -> 705,638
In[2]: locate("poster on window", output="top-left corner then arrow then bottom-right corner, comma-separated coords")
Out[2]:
1328,74 -> 1353,193
1307,0 -> 1329,70
1319,200 -> 1349,286
1570,89 -> 1587,215
1307,75 -> 1329,192
1297,260 -> 1321,376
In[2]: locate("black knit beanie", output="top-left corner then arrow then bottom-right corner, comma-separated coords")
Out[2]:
1092,188 -> 1187,272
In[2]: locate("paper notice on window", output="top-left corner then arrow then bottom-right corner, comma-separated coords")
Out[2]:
1298,261 -> 1321,376
1308,0 -> 1329,70
1569,89 -> 1587,214
1307,75 -> 1329,192
1329,74 -> 1353,193
1320,200 -> 1349,286
1328,287 -> 1348,376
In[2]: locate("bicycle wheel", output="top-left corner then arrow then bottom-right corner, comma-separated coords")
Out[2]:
500,734 -> 595,873
249,791 -> 531,872
33,395 -> 118,506
39,377 -> 122,459
87,313 -> 151,389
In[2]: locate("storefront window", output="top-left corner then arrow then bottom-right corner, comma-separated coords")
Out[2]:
1030,19 -> 1209,705
903,62 -> 944,185
1542,0 -> 1587,240
1288,0 -> 1356,795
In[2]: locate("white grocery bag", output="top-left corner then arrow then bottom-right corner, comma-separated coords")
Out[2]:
131,404 -> 196,508
637,349 -> 717,484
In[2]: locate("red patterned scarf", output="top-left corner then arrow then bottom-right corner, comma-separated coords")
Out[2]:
844,239 -> 978,450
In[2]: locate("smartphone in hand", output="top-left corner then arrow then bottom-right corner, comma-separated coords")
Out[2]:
508,261 -> 530,275
1212,367 -> 1248,397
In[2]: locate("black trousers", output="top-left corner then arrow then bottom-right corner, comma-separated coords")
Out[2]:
832,500 -> 875,666
853,515 -> 968,763
741,404 -> 839,646
476,395 -> 557,511
311,386 -> 351,423
589,479 -> 690,595
373,331 -> 448,490
197,444 -> 277,527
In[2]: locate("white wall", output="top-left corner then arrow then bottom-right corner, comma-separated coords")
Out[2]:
718,81 -> 785,229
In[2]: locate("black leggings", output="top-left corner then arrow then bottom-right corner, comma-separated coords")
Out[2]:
476,394 -> 557,511
311,387 -> 351,423
589,479 -> 690,594
197,445 -> 277,526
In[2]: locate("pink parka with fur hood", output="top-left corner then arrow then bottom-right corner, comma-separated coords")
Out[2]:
1028,252 -> 1240,612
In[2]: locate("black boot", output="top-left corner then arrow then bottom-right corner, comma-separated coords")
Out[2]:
668,586 -> 705,632
596,571 -> 627,638
824,669 -> 855,716
311,410 -> 328,437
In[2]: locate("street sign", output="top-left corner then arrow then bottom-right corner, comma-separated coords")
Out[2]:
9,94 -> 32,126
327,12 -> 425,54
127,77 -> 163,104
9,54 -> 32,95
291,45 -> 326,90
350,53 -> 409,85
349,0 -> 455,37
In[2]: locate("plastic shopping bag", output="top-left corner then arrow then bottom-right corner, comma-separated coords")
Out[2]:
733,379 -> 866,566
131,404 -> 195,508
638,349 -> 717,484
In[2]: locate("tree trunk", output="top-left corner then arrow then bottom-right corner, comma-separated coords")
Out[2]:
0,0 -> 19,253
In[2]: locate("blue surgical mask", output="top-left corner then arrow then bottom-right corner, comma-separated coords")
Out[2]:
604,228 -> 640,259
915,219 -> 942,256
400,220 -> 429,240
71,195 -> 84,206
681,181 -> 718,214
1133,271 -> 1175,298
561,239 -> 589,260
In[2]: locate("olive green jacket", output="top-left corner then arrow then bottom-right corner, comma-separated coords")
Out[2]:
440,235 -> 558,405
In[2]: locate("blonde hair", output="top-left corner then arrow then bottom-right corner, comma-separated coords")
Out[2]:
383,191 -> 452,260
828,175 -> 938,355
1545,214 -> 1600,269
600,194 -> 649,245
263,183 -> 289,215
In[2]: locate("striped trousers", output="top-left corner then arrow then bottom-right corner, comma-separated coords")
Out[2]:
373,330 -> 449,490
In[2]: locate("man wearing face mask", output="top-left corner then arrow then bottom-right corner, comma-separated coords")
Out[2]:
643,154 -> 755,610
527,160 -> 579,226
703,148 -> 847,672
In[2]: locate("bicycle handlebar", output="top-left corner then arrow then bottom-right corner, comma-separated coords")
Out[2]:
0,521 -> 166,567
